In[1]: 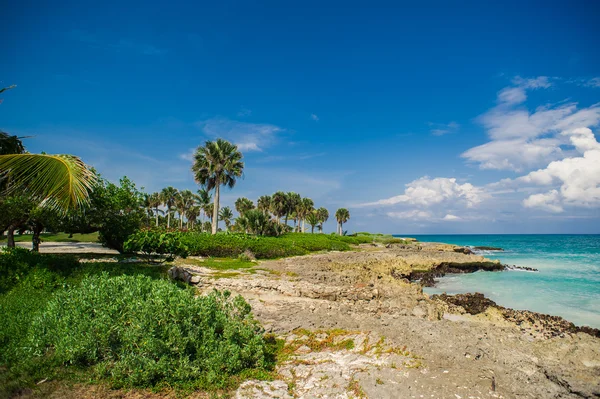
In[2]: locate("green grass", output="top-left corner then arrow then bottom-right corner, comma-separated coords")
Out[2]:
0,231 -> 100,243
180,257 -> 256,271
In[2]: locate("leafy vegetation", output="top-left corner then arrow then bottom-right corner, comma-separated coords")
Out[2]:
124,230 -> 190,262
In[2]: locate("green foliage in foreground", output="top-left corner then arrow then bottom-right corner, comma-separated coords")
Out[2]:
29,275 -> 276,389
0,250 -> 275,396
0,231 -> 100,243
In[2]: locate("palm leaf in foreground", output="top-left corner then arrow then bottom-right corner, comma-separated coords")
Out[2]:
0,153 -> 97,212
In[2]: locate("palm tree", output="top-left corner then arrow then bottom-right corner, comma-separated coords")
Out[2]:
305,211 -> 320,234
286,192 -> 301,227
298,197 -> 314,233
316,207 -> 329,233
236,209 -> 272,236
270,191 -> 288,224
176,189 -> 195,229
257,195 -> 272,216
186,205 -> 200,229
219,206 -> 234,230
160,186 -> 178,228
235,197 -> 255,216
196,188 -> 212,221
146,192 -> 162,227
0,154 -> 96,213
335,208 -> 350,235
192,139 -> 244,234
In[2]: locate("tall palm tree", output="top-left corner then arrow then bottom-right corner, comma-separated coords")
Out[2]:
270,191 -> 288,224
335,208 -> 350,235
316,207 -> 329,233
219,206 -> 234,230
160,186 -> 178,228
298,197 -> 314,233
305,211 -> 320,234
235,197 -> 254,217
286,192 -> 301,227
0,153 -> 96,213
176,189 -> 195,229
186,205 -> 200,229
257,195 -> 272,216
192,139 -> 244,235
147,192 -> 162,227
196,188 -> 212,221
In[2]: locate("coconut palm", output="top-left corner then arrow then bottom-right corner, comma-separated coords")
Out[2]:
219,206 -> 234,230
160,186 -> 178,228
176,189 -> 196,229
305,211 -> 320,234
235,197 -> 254,216
316,207 -> 329,233
236,209 -> 272,236
286,192 -> 301,226
186,205 -> 200,229
146,192 -> 162,227
196,188 -> 212,221
257,195 -> 272,216
335,208 -> 350,235
270,191 -> 288,224
0,153 -> 96,213
298,197 -> 314,233
192,139 -> 244,234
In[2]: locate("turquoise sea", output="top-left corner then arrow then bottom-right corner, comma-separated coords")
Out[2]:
398,235 -> 600,329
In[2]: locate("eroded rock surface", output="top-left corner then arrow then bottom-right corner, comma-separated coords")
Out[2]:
171,246 -> 600,399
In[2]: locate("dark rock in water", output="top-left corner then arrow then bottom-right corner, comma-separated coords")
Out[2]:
432,292 -> 600,339
432,292 -> 496,315
472,246 -> 503,251
504,264 -> 539,272
453,247 -> 474,255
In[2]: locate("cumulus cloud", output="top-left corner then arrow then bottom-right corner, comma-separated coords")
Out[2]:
462,75 -> 600,171
443,214 -> 462,221
387,210 -> 432,220
196,118 -> 284,152
520,128 -> 600,212
360,177 -> 488,208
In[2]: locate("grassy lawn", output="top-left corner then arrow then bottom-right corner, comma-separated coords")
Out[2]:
0,231 -> 99,243
176,256 -> 256,270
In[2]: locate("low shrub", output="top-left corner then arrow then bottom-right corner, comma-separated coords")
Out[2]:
24,274 -> 276,389
0,247 -> 79,294
280,233 -> 350,252
124,230 -> 189,261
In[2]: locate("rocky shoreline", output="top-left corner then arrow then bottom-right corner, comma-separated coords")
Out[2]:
166,241 -> 600,398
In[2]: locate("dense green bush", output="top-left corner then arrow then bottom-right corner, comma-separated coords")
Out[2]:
27,274 -> 276,389
0,247 -> 79,294
124,230 -> 189,261
281,233 -> 350,251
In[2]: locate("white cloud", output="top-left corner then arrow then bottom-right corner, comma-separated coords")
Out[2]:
520,128 -> 600,211
387,210 -> 432,220
462,74 -> 600,171
429,121 -> 459,136
360,177 -> 488,208
197,118 -> 284,152
310,113 -> 319,122
443,214 -> 462,221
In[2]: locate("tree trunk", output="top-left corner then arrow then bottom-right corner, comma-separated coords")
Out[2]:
212,185 -> 220,234
32,224 -> 43,252
180,212 -> 183,229
167,211 -> 171,228
339,222 -> 343,235
311,225 -> 314,233
155,208 -> 159,227
7,226 -> 16,248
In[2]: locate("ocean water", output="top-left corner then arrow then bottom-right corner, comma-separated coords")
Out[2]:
398,235 -> 600,329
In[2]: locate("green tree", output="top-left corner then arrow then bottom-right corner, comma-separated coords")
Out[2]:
0,195 -> 35,247
192,139 -> 244,234
219,206 -> 234,230
298,197 -> 314,233
305,211 -> 320,234
186,205 -> 201,229
257,195 -> 272,216
234,197 -> 255,217
270,191 -> 288,224
286,192 -> 301,227
160,187 -> 178,228
146,192 -> 163,227
176,189 -> 195,229
316,207 -> 329,233
196,188 -> 212,222
335,208 -> 350,235
27,206 -> 61,252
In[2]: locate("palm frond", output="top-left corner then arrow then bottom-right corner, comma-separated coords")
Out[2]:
0,153 -> 97,212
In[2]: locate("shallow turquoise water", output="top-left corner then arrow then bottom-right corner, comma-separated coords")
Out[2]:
397,235 -> 600,328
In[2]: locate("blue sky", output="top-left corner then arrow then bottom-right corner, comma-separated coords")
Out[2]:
2,0 -> 600,234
